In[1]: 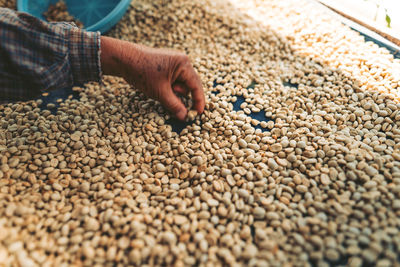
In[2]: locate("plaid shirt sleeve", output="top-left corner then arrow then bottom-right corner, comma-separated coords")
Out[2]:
0,8 -> 101,102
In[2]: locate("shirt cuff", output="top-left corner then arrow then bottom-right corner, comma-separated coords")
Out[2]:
66,27 -> 101,85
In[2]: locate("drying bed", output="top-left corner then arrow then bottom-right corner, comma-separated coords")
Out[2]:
0,0 -> 400,266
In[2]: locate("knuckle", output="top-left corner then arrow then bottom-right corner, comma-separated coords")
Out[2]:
179,54 -> 190,65
168,100 -> 181,112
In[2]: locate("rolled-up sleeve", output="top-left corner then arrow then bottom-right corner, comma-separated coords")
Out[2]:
0,8 -> 101,102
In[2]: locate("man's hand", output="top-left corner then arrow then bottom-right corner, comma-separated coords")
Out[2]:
100,36 -> 205,121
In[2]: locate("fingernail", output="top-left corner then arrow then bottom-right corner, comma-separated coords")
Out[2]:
176,109 -> 187,121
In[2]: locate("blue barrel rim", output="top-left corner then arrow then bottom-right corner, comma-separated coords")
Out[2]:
16,0 -> 132,33
86,0 -> 131,32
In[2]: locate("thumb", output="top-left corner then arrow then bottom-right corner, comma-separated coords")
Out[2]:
159,85 -> 187,121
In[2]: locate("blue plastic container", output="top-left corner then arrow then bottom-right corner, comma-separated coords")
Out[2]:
17,0 -> 131,33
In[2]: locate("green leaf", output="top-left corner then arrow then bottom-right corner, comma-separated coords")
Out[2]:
385,14 -> 391,28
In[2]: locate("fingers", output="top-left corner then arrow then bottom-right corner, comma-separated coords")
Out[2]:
159,84 -> 187,121
172,82 -> 189,96
176,60 -> 205,114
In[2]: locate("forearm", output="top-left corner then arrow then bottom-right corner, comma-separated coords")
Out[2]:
100,36 -> 126,77
101,36 -> 144,79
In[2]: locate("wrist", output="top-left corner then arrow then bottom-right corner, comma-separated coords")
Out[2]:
100,36 -> 126,77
